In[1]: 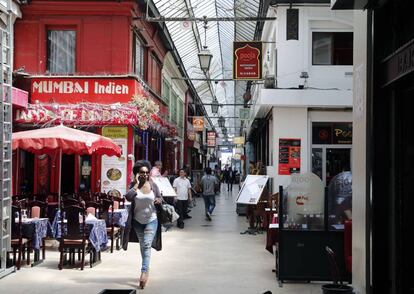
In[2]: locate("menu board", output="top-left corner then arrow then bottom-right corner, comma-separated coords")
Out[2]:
278,138 -> 301,175
152,177 -> 177,197
101,126 -> 128,197
236,175 -> 269,205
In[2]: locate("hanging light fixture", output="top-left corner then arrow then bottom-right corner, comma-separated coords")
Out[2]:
211,97 -> 219,114
218,116 -> 225,128
198,48 -> 213,72
198,16 -> 213,72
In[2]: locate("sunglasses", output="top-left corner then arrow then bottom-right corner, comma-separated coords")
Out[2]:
139,171 -> 150,175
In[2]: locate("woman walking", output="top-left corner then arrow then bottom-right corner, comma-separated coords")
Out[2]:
123,160 -> 163,289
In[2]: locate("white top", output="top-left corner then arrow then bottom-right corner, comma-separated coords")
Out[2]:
173,177 -> 192,200
133,189 -> 157,224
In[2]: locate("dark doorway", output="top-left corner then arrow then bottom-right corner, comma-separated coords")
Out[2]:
60,154 -> 75,194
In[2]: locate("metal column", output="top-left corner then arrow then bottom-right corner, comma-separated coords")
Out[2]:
0,0 -> 15,278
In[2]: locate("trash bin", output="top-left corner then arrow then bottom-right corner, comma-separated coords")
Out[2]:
98,290 -> 136,294
321,284 -> 354,294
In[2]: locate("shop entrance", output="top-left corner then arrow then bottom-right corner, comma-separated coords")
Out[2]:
311,122 -> 352,186
60,154 -> 75,194
312,147 -> 351,186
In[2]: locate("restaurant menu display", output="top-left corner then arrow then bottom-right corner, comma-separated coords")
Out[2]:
151,177 -> 177,197
278,138 -> 301,175
236,175 -> 269,205
101,126 -> 128,197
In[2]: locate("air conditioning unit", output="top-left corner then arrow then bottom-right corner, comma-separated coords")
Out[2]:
264,75 -> 276,89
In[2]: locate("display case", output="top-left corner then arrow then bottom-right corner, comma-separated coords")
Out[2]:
276,172 -> 350,283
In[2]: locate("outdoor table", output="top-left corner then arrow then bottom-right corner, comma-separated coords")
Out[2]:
17,217 -> 51,266
109,208 -> 128,227
52,211 -> 108,252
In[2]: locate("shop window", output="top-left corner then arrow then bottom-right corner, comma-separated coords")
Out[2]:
47,30 -> 76,74
162,78 -> 170,105
170,91 -> 178,124
178,100 -> 184,128
150,54 -> 162,94
134,34 -> 145,79
312,32 -> 353,65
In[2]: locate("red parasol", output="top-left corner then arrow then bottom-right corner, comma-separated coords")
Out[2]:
12,125 -> 121,156
12,125 -> 122,200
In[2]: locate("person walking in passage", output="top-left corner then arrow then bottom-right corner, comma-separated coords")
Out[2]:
123,160 -> 162,289
173,168 -> 193,229
227,167 -> 236,192
200,167 -> 219,221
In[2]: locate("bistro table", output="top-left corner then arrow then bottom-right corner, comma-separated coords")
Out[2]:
18,217 -> 51,266
109,208 -> 128,227
52,211 -> 108,267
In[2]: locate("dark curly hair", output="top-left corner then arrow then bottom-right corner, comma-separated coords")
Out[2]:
132,160 -> 152,176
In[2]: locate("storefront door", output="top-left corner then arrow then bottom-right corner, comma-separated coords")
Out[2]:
61,154 -> 75,194
311,122 -> 352,186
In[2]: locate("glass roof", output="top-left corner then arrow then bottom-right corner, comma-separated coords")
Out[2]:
151,0 -> 265,137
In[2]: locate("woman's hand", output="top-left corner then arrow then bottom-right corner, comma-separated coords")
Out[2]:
133,174 -> 140,190
154,198 -> 162,205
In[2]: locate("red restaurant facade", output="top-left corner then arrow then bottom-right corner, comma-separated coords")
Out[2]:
13,1 -> 177,197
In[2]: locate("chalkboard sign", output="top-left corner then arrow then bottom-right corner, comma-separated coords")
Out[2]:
152,177 -> 177,197
236,175 -> 269,205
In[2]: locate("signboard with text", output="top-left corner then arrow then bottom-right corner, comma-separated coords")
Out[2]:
278,138 -> 301,175
192,116 -> 204,132
236,175 -> 269,204
101,127 -> 128,198
207,131 -> 216,147
233,41 -> 263,80
30,77 -> 144,104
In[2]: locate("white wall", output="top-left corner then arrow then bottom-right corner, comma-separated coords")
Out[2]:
276,6 -> 353,90
272,107 -> 308,188
351,10 -> 368,294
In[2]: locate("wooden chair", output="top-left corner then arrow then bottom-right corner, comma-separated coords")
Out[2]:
112,196 -> 125,210
100,198 -> 121,253
26,200 -> 48,259
58,205 -> 91,270
10,205 -> 31,270
85,201 -> 101,218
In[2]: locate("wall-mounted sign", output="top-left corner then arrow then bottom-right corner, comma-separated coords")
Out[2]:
15,103 -> 138,126
101,127 -> 128,198
312,122 -> 352,145
207,131 -> 216,147
383,38 -> 414,87
233,136 -> 245,145
278,138 -> 301,175
192,116 -> 204,132
233,41 -> 263,80
30,77 -> 144,104
187,130 -> 195,141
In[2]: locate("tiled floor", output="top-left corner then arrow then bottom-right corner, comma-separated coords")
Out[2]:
1,185 -> 323,294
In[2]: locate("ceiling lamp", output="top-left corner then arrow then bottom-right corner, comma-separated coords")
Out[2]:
218,116 -> 225,128
211,97 -> 219,114
198,17 -> 212,72
198,48 -> 213,72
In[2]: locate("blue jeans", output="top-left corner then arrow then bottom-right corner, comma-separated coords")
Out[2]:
132,218 -> 158,273
203,194 -> 216,215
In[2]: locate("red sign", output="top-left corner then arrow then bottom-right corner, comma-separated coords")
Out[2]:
30,77 -> 144,104
192,116 -> 204,132
233,42 -> 262,80
278,138 -> 301,175
15,103 -> 139,126
207,131 -> 216,147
